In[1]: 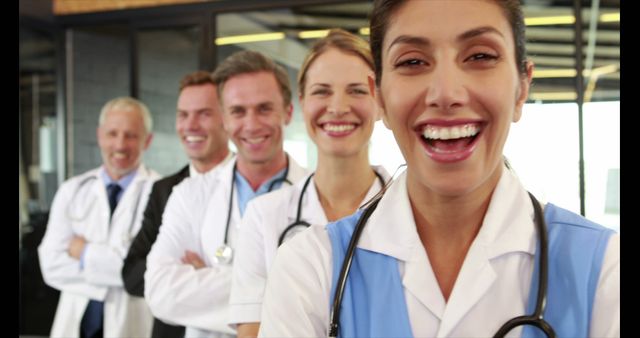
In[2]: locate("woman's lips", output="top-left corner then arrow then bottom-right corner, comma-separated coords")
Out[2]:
417,122 -> 483,163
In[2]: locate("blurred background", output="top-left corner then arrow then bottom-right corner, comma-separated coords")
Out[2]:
19,0 -> 619,335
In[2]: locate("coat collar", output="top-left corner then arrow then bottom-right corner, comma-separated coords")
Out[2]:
356,167 -> 537,261
286,166 -> 391,225
214,153 -> 307,190
188,151 -> 234,179
285,173 -> 327,226
209,152 -> 309,230
354,167 -> 537,332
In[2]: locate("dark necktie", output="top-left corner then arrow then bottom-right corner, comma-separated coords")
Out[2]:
107,183 -> 122,216
79,183 -> 121,338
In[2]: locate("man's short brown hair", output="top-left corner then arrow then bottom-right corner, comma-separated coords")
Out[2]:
179,70 -> 215,91
211,50 -> 292,107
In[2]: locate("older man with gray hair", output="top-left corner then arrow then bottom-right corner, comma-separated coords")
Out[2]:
39,96 -> 160,338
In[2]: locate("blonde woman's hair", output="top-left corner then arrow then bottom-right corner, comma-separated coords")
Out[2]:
297,28 -> 373,97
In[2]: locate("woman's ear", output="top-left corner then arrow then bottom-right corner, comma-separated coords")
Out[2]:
513,60 -> 534,123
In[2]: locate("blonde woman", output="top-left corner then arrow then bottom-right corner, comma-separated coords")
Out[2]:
229,29 -> 389,337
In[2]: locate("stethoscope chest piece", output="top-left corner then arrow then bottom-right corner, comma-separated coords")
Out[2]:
214,244 -> 233,265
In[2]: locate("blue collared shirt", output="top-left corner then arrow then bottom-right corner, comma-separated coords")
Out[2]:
99,167 -> 138,204
234,167 -> 287,216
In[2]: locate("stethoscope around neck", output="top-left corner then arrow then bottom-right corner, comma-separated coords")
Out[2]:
277,169 -> 387,247
65,172 -> 146,245
328,191 -> 556,338
213,156 -> 292,265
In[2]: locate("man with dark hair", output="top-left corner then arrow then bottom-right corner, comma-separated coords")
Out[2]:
145,50 -> 307,337
122,71 -> 231,338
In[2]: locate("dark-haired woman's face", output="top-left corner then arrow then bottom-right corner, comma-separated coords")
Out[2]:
377,0 -> 532,197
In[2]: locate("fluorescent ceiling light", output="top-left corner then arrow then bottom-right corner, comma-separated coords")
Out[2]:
590,64 -> 619,75
600,13 -> 620,23
534,69 -> 577,78
359,13 -> 618,33
217,10 -> 619,45
215,32 -> 285,45
298,30 -> 330,39
529,92 -> 577,101
525,15 -> 575,26
534,64 -> 618,78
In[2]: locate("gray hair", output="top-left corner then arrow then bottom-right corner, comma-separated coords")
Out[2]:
98,96 -> 153,133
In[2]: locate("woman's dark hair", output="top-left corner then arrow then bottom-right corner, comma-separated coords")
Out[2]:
369,0 -> 528,86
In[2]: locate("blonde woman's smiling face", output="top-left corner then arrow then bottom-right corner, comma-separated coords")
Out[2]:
301,48 -> 378,159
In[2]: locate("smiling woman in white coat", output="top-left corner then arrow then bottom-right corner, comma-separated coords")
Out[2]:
38,97 -> 160,338
228,29 -> 390,338
258,1 -> 619,337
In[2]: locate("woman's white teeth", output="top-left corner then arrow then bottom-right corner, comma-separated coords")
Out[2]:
422,124 -> 479,140
186,136 -> 205,142
324,124 -> 355,132
246,136 -> 267,144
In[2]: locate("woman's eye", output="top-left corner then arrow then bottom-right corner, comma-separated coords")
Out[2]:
395,58 -> 425,68
348,88 -> 369,95
311,89 -> 330,96
466,53 -> 498,62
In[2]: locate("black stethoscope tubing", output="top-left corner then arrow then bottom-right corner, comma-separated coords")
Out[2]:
493,192 -> 555,338
278,170 -> 387,247
66,172 -> 146,238
328,191 -> 556,338
222,156 -> 292,249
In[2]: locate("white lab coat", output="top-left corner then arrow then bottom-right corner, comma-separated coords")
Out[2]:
229,166 -> 390,325
38,164 -> 160,338
259,168 -> 620,337
145,156 -> 307,338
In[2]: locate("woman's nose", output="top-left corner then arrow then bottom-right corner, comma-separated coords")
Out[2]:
328,93 -> 350,116
424,63 -> 469,112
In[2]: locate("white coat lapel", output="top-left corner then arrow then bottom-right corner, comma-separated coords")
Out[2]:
286,174 -> 328,228
358,173 -> 448,318
201,159 -> 236,266
283,154 -> 308,185
433,168 -> 534,337
436,243 -> 497,337
85,170 -> 110,242
110,165 -> 154,246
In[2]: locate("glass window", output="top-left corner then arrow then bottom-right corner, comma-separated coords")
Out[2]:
137,26 -> 201,176
504,103 -> 581,213
19,22 -> 58,238
69,25 -> 131,175
583,101 -> 620,231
